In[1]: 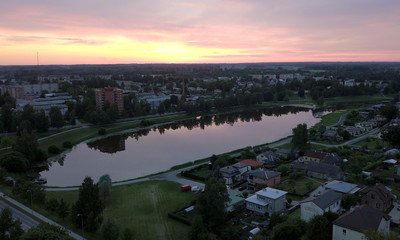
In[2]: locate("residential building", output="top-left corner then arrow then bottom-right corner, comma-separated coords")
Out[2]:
361,184 -> 394,212
246,169 -> 281,190
256,151 -> 279,163
293,162 -> 344,180
300,190 -> 342,222
332,205 -> 391,240
321,153 -> 343,166
303,150 -> 327,163
322,129 -> 338,141
310,180 -> 360,197
95,88 -> 124,112
239,159 -> 264,170
220,163 -> 250,186
245,187 -> 287,215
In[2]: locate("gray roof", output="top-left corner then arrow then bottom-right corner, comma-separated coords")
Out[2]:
333,205 -> 390,233
322,153 -> 342,165
220,166 -> 240,177
325,181 -> 359,194
247,169 -> 280,180
307,162 -> 342,179
258,151 -> 279,162
312,190 -> 342,209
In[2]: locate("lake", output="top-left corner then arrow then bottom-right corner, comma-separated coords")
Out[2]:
41,107 -> 321,186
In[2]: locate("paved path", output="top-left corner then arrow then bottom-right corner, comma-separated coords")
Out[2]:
0,192 -> 85,240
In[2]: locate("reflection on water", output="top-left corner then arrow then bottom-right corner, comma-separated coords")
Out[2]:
41,106 -> 322,186
87,106 -> 314,154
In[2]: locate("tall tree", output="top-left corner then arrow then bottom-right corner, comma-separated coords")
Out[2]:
98,174 -> 112,203
195,177 -> 229,229
380,104 -> 398,120
21,104 -> 35,126
71,177 -> 103,232
34,110 -> 49,132
304,215 -> 331,240
0,207 -> 24,240
49,107 -> 64,128
13,129 -> 38,163
382,126 -> 400,147
1,103 -> 15,132
291,123 -> 308,151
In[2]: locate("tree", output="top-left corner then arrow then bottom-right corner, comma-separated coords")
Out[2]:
0,207 -> 24,240
21,104 -> 35,126
195,177 -> 229,229
189,215 -> 209,240
49,107 -> 64,128
382,126 -> 400,147
34,110 -> 49,132
71,177 -> 103,232
98,174 -> 112,203
21,223 -> 73,240
1,103 -> 15,132
380,104 -> 398,120
341,194 -> 358,210
57,199 -> 69,220
0,151 -> 29,172
364,230 -> 398,240
304,215 -> 331,240
13,129 -> 38,163
101,219 -> 120,240
291,123 -> 308,151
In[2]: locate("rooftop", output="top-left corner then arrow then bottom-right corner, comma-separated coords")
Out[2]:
256,187 -> 287,200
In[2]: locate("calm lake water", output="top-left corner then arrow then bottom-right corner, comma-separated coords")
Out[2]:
41,107 -> 321,186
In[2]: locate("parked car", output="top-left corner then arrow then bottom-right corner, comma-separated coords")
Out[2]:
191,186 -> 200,192
33,177 -> 47,185
180,184 -> 191,192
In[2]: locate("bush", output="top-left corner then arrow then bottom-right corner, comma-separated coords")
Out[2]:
98,128 -> 107,135
0,152 -> 29,172
48,145 -> 61,154
63,141 -> 73,148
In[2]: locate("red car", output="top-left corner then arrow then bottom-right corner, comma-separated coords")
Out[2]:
180,185 -> 191,192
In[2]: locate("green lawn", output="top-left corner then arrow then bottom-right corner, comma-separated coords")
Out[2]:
277,176 -> 322,196
323,94 -> 392,105
355,137 -> 390,148
47,180 -> 197,240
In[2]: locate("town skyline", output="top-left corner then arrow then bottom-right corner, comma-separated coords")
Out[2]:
1,0 -> 400,65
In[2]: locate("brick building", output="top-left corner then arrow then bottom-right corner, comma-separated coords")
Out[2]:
95,88 -> 124,112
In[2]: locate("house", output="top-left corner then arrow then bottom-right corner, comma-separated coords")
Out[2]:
220,163 -> 250,186
245,187 -> 287,215
276,148 -> 297,159
322,129 -> 338,141
321,153 -> 342,166
220,166 -> 240,185
300,190 -> 342,222
310,180 -> 360,197
345,126 -> 365,136
361,184 -> 394,212
306,162 -> 344,180
246,169 -> 281,190
256,151 -> 279,163
239,159 -> 264,170
303,150 -> 327,163
332,205 -> 391,240
226,190 -> 245,212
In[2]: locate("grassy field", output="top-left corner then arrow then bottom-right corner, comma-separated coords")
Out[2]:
323,94 -> 391,105
47,180 -> 197,240
355,137 -> 390,148
277,176 -> 322,196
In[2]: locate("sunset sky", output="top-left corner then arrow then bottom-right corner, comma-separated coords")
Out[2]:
1,0 -> 399,65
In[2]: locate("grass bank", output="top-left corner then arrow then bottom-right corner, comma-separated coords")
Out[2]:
46,180 -> 197,240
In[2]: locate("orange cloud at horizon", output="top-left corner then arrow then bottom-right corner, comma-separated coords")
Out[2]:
1,0 -> 399,65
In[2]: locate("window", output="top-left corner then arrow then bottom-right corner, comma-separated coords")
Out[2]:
371,194 -> 375,199
342,229 -> 346,235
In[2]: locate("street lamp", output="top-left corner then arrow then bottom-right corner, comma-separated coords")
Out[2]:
77,213 -> 84,237
27,189 -> 33,214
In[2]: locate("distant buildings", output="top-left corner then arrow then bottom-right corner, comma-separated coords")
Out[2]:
0,83 -> 59,99
95,88 -> 124,112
